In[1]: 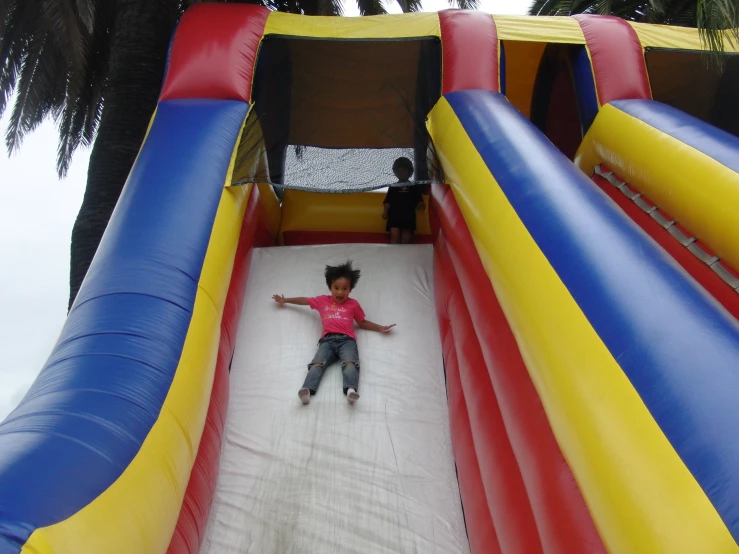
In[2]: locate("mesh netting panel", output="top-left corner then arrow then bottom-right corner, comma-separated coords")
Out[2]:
231,36 -> 443,193
231,111 -> 443,193
645,49 -> 739,138
281,146 -> 431,192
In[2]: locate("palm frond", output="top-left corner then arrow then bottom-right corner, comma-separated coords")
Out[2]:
56,0 -> 112,175
0,1 -> 36,117
356,0 -> 387,15
529,0 -> 578,16
697,0 -> 739,65
394,0 -> 422,12
76,0 -> 96,32
5,28 -> 66,153
453,0 -> 481,9
0,0 -> 14,37
317,0 -> 342,15
41,0 -> 87,76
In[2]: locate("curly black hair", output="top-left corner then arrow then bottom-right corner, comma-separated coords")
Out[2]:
325,260 -> 361,290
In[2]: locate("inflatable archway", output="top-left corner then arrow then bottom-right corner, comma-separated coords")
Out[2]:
1,6 -> 739,554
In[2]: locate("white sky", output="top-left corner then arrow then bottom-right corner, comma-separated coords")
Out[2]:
0,0 -> 531,421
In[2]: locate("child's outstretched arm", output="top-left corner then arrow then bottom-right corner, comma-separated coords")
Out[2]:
272,295 -> 309,306
358,320 -> 396,333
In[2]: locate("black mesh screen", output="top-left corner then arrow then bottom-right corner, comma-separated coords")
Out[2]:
233,36 -> 442,193
645,48 -> 739,137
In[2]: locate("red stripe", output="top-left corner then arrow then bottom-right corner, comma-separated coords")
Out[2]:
436,231 -> 543,553
160,4 -> 269,102
435,233 -> 501,554
439,10 -> 498,94
574,15 -> 651,104
593,168 -> 739,321
431,184 -> 607,553
167,185 -> 274,554
282,230 -> 433,246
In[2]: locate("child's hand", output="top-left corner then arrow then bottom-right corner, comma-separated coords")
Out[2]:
379,324 -> 396,333
382,209 -> 389,220
272,294 -> 286,305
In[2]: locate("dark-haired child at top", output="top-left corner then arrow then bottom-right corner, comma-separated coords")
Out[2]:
382,157 -> 425,244
272,261 -> 395,405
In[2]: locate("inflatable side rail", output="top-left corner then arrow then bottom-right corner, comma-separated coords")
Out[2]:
428,89 -> 739,553
0,100 -> 261,554
576,99 -> 739,276
431,183 -> 606,554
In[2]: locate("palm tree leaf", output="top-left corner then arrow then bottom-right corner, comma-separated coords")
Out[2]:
0,0 -> 14,37
356,0 -> 387,15
56,0 -> 112,175
452,0 -> 481,9
5,28 -> 67,153
393,0 -> 423,11
697,0 -> 739,64
41,0 -> 89,105
76,0 -> 96,32
0,0 -> 36,117
316,0 -> 341,15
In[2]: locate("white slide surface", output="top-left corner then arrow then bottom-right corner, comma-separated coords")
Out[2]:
201,244 -> 470,554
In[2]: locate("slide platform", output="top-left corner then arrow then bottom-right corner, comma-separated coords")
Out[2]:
201,244 -> 468,553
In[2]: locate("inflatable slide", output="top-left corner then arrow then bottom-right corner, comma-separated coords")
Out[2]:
1,6 -> 739,554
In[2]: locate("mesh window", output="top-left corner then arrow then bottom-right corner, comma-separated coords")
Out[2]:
645,48 -> 739,137
233,36 -> 442,193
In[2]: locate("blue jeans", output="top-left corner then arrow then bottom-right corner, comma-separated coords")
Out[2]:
302,333 -> 360,395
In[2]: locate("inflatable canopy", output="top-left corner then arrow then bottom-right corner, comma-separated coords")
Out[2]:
1,6 -> 739,554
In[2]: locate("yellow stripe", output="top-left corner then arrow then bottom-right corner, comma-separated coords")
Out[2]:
23,126 -> 251,554
264,11 -> 440,39
428,96 -> 738,554
263,12 -> 732,52
492,15 -> 584,44
629,21 -> 739,52
257,182 -> 282,239
278,188 -> 431,242
575,103 -> 739,272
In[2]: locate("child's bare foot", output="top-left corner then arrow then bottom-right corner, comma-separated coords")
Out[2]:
347,388 -> 360,404
299,388 -> 311,405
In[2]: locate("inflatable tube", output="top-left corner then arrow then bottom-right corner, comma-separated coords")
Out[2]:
428,89 -> 739,552
434,221 -> 543,553
168,183 -> 276,554
576,100 -> 739,273
434,234 -> 500,554
432,184 -> 605,554
0,100 -> 249,553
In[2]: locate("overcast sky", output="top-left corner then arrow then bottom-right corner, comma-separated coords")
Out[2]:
0,0 -> 530,421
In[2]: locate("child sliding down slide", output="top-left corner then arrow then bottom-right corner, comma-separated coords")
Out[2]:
272,261 -> 395,405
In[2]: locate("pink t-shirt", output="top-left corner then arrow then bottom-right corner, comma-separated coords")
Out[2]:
308,296 -> 366,339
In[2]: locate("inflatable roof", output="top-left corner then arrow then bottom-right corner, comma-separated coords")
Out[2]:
1,6 -> 739,554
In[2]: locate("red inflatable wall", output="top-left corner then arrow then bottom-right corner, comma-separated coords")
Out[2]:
431,184 -> 606,553
435,234 -> 501,554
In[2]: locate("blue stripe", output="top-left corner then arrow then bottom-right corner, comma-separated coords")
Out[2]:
0,99 -> 248,549
611,99 -> 739,174
571,46 -> 598,134
446,89 -> 739,543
